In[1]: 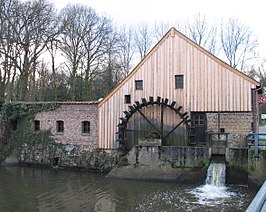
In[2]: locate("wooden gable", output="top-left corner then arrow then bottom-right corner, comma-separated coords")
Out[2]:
98,27 -> 259,149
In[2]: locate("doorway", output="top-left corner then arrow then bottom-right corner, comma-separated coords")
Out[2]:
191,112 -> 207,143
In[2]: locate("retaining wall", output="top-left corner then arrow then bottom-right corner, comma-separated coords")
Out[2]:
14,143 -> 253,184
17,143 -> 122,172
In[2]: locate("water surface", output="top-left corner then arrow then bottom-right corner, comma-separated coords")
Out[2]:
0,166 -> 256,211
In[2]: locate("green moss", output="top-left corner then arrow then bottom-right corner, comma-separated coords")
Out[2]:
117,157 -> 130,167
261,150 -> 266,159
170,161 -> 177,168
203,159 -> 211,167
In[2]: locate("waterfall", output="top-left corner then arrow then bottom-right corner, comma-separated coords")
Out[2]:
205,162 -> 226,187
189,160 -> 236,205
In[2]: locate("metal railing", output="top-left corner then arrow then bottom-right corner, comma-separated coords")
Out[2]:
247,132 -> 266,157
246,180 -> 266,212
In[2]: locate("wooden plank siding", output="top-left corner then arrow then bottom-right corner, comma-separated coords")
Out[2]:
98,28 -> 259,149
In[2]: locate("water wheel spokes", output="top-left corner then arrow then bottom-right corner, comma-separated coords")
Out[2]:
116,96 -> 191,150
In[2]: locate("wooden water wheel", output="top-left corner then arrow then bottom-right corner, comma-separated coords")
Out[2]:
116,96 -> 191,151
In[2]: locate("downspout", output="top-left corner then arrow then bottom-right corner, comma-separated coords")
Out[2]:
252,84 -> 262,133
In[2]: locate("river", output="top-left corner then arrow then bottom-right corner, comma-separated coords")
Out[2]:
0,166 -> 256,211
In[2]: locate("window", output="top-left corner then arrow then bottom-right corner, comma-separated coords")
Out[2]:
34,120 -> 40,131
125,95 -> 131,104
82,121 -> 90,134
135,80 -> 143,90
175,75 -> 184,89
11,120 -> 17,131
193,115 -> 204,126
56,120 -> 64,133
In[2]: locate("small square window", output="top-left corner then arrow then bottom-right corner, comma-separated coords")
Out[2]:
56,120 -> 64,133
135,80 -> 143,90
82,121 -> 90,134
125,95 -> 131,104
175,75 -> 184,89
34,120 -> 40,131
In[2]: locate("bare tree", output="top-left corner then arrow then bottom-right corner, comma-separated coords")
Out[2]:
101,31 -> 121,95
59,5 -> 85,100
45,25 -> 61,100
0,0 -> 20,103
153,21 -> 170,40
186,13 -> 217,54
0,0 -> 58,101
134,24 -> 154,60
81,9 -> 113,100
59,4 -> 113,100
117,25 -> 135,77
220,18 -> 258,70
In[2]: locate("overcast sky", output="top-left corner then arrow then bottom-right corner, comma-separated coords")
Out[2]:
51,0 -> 266,60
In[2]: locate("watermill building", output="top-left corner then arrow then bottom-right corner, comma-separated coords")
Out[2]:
98,27 -> 260,150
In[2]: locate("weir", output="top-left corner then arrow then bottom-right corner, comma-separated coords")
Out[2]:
190,156 -> 236,206
205,161 -> 226,187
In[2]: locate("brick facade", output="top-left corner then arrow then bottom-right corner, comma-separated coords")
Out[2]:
34,103 -> 98,147
206,112 -> 253,148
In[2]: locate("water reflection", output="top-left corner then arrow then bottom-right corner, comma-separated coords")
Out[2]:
0,166 -> 256,211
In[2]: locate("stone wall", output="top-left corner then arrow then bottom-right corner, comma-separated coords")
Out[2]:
206,112 -> 253,148
34,104 -> 98,147
18,143 -> 122,172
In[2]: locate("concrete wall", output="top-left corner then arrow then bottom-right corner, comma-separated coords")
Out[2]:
107,146 -> 210,183
206,112 -> 253,148
34,104 -> 98,147
248,149 -> 266,187
107,145 -> 251,184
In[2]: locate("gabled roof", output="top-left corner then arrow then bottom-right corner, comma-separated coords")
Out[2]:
99,27 -> 260,108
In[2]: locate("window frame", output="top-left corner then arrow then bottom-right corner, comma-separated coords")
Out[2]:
135,80 -> 143,90
193,115 -> 205,126
175,75 -> 184,89
82,121 -> 90,134
34,120 -> 40,131
56,120 -> 64,134
124,95 -> 131,104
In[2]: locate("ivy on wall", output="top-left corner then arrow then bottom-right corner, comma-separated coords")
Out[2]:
0,102 -> 60,163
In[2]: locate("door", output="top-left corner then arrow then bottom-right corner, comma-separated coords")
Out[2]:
191,113 -> 206,143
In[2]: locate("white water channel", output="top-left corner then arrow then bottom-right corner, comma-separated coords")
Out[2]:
189,161 -> 237,206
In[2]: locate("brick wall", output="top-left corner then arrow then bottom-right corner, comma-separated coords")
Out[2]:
34,104 -> 98,147
206,112 -> 253,148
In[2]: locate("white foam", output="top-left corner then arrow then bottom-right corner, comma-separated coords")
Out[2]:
189,161 -> 236,206
189,185 -> 236,206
